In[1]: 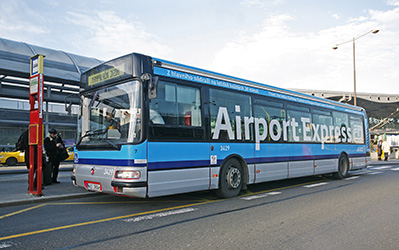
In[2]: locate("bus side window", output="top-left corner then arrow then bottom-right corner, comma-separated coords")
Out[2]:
150,81 -> 201,127
209,88 -> 252,142
333,112 -> 349,143
149,80 -> 204,141
350,115 -> 364,144
253,99 -> 285,142
287,105 -> 312,142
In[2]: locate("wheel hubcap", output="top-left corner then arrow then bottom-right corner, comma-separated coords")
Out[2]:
227,167 -> 241,189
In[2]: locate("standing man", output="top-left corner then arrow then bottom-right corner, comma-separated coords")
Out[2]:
382,139 -> 390,161
44,128 -> 64,183
16,129 -> 33,187
377,140 -> 382,161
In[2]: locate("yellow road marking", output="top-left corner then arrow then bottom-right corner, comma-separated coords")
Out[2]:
0,204 -> 46,220
0,178 -> 328,241
0,200 -> 217,241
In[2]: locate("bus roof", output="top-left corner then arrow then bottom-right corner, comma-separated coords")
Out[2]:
82,52 -> 364,113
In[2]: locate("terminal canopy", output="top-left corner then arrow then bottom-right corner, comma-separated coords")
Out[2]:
0,37 -> 102,84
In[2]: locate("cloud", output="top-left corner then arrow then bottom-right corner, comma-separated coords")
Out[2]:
240,0 -> 286,8
0,0 -> 47,41
66,11 -> 172,60
208,8 -> 399,94
386,0 -> 399,6
332,14 -> 340,20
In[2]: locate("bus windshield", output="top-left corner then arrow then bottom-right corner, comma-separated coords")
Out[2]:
78,80 -> 142,148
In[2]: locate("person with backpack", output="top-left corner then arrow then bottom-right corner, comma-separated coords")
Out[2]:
16,129 -> 29,169
16,129 -> 51,188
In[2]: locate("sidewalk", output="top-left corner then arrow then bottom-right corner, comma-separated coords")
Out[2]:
0,164 -> 100,207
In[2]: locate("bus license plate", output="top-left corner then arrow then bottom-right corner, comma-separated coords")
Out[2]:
86,182 -> 102,191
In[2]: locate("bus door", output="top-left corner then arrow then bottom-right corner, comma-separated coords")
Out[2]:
147,80 -> 209,197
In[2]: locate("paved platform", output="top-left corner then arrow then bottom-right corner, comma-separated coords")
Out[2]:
0,160 -> 398,207
0,164 -> 100,207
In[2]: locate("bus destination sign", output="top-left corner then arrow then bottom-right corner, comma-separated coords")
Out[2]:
88,63 -> 126,86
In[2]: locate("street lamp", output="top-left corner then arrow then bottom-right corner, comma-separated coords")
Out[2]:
333,29 -> 379,106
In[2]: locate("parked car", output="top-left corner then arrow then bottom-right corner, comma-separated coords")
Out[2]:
0,147 -> 74,166
0,149 -> 25,166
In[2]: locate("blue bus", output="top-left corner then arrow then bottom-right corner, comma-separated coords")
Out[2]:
71,53 -> 370,198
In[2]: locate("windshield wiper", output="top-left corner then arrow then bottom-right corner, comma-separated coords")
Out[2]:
103,139 -> 121,150
76,129 -> 108,147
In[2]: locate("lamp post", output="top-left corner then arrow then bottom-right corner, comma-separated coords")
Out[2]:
333,29 -> 379,106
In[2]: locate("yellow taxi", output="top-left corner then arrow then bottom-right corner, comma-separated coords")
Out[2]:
0,147 -> 74,166
0,149 -> 25,166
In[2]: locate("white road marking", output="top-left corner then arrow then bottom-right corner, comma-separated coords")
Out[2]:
0,242 -> 13,249
370,166 -> 392,170
345,176 -> 360,181
303,182 -> 328,188
368,172 -> 383,175
241,192 -> 282,201
123,208 -> 197,223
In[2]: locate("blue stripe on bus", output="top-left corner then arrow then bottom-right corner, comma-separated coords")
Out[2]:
148,160 -> 209,170
77,158 -> 146,167
77,152 -> 366,169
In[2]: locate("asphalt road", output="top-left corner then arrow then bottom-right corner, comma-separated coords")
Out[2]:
1,164 -> 399,249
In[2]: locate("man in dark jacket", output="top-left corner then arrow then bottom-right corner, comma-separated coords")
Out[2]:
44,128 -> 64,183
16,129 -> 30,169
16,129 -> 34,188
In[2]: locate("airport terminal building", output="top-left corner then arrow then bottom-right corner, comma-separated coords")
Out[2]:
0,37 -> 398,151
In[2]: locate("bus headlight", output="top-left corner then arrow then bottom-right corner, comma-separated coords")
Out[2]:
115,170 -> 141,179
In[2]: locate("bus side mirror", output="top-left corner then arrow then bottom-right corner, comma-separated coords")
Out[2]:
148,76 -> 159,99
64,95 -> 73,116
65,101 -> 72,116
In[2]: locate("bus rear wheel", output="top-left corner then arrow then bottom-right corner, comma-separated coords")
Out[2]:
333,154 -> 349,179
215,158 -> 243,198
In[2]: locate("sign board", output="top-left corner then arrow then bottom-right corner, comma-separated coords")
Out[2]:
31,57 -> 39,76
81,54 -> 133,90
29,75 -> 39,94
30,54 -> 45,76
28,124 -> 39,145
88,63 -> 126,86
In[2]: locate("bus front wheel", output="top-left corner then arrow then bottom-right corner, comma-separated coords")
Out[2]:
333,154 -> 349,179
215,158 -> 243,198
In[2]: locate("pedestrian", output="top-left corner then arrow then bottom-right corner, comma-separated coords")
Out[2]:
382,139 -> 390,161
16,129 -> 41,188
44,128 -> 65,183
377,140 -> 382,161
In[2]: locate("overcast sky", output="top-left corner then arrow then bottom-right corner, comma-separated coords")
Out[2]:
1,0 -> 398,94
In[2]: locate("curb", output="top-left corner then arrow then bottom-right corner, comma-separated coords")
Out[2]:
368,161 -> 399,166
0,192 -> 103,208
0,167 -> 73,175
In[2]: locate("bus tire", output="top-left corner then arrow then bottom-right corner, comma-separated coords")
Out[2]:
6,157 -> 18,166
215,158 -> 243,198
333,154 -> 349,179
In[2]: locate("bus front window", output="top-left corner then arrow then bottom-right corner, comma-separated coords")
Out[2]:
79,80 -> 142,147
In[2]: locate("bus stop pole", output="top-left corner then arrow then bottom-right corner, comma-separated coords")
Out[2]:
28,54 -> 45,196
